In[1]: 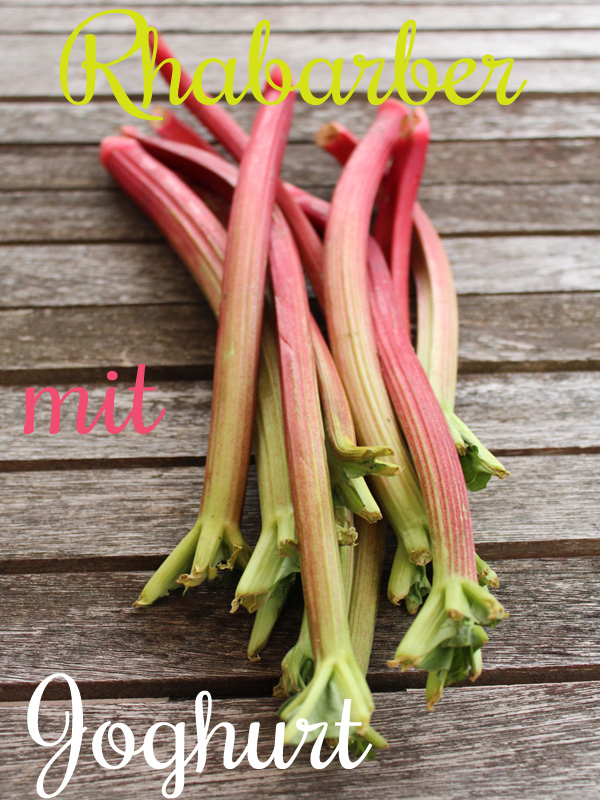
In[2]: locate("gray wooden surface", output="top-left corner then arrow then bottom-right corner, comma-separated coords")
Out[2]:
0,2 -> 599,798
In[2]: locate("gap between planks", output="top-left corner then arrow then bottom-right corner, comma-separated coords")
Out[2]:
2,559 -> 600,702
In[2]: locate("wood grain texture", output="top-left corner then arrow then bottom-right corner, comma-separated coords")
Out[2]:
2,184 -> 598,244
0,454 -> 598,570
1,683 -> 600,799
2,96 -> 599,144
13,0 -> 600,5
1,372 -> 598,464
1,236 -> 599,309
1,558 -> 599,700
4,4 -> 600,33
2,139 -> 599,191
0,33 -> 594,95
1,293 -> 598,377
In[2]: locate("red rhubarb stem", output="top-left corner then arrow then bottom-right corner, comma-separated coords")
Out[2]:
178,84 -> 294,586
151,108 -> 219,155
387,110 -> 430,328
324,101 -> 431,567
368,242 -> 476,580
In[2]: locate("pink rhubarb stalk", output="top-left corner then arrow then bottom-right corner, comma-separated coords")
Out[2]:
150,34 -> 327,301
324,102 -> 432,592
412,204 -> 509,490
269,205 -> 381,748
368,241 -> 506,708
386,109 -> 430,327
176,89 -> 295,588
151,108 -> 219,155
317,121 -> 508,491
100,137 -> 297,612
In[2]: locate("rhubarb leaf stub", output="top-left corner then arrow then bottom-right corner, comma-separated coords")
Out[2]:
389,577 -> 507,708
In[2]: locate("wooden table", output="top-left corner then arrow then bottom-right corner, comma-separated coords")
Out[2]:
1,2 -> 599,797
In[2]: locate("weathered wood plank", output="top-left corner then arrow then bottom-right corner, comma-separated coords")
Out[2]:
0,293 -> 598,377
0,454 -> 598,570
0,32 -> 592,96
0,244 -> 193,307
1,558 -> 598,700
444,235 -> 600,294
4,4 -> 600,33
2,139 -> 599,191
1,96 -> 598,144
0,191 -> 160,244
13,0 -> 600,6
0,372 -> 598,464
2,185 -> 598,244
2,683 -> 600,799
1,237 -> 598,309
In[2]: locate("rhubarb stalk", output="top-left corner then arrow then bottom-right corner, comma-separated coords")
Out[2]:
368,242 -> 507,708
387,109 -> 430,327
269,195 -> 380,747
412,204 -> 509,490
323,102 -> 432,602
175,83 -> 294,589
100,137 -> 297,616
316,120 -> 508,491
150,34 -> 327,303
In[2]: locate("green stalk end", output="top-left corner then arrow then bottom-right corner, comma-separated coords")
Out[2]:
446,411 -> 510,491
177,516 -> 251,589
278,651 -> 375,745
232,514 -> 299,613
388,577 -> 507,708
274,615 -> 313,699
329,437 -> 398,477
247,589 -> 289,662
276,509 -> 298,556
327,440 -> 386,524
388,538 -> 431,612
476,553 -> 500,589
335,506 -> 358,546
346,725 -> 389,759
134,521 -> 203,607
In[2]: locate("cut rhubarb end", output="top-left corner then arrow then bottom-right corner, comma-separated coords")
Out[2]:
176,518 -> 251,589
279,652 -> 374,744
247,589 -> 290,662
134,522 -> 202,607
388,577 -> 507,707
335,507 -> 359,546
476,553 -> 500,589
232,519 -> 299,614
330,441 -> 397,476
347,725 -> 389,758
274,614 -> 313,699
328,441 -> 383,524
388,539 -> 431,611
446,410 -> 510,491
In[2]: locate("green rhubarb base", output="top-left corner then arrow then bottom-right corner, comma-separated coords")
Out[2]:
247,588 -> 290,662
134,515 -> 251,606
445,410 -> 509,492
277,652 -> 385,749
274,618 -> 313,699
233,511 -> 299,613
388,538 -> 432,612
389,576 -> 507,709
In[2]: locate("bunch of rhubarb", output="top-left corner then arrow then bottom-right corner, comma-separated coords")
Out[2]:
99,32 -> 510,756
